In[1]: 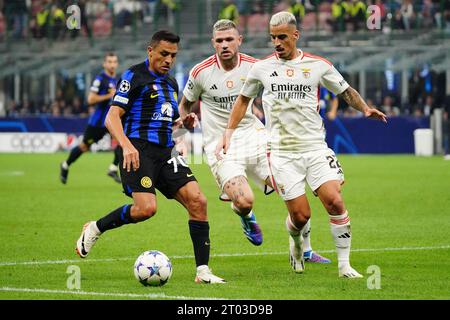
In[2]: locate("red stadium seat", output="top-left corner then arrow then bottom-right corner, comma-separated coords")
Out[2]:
0,13 -> 5,35
247,13 -> 270,33
93,13 -> 112,37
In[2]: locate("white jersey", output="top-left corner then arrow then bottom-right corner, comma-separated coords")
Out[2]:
183,53 -> 264,151
241,50 -> 349,153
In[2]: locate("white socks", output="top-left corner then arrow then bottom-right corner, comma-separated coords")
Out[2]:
61,161 -> 69,170
91,221 -> 101,235
109,164 -> 118,172
329,211 -> 351,269
302,219 -> 312,252
285,215 -> 304,249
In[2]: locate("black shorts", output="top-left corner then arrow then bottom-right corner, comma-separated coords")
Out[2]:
120,139 -> 197,199
82,125 -> 108,146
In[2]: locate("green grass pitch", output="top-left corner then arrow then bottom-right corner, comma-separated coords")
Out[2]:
0,153 -> 449,300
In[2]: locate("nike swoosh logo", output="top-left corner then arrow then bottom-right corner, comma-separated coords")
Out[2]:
80,234 -> 87,256
187,173 -> 194,177
150,93 -> 159,98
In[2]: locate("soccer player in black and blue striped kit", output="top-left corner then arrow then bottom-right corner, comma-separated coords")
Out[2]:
60,53 -> 122,184
75,31 -> 225,284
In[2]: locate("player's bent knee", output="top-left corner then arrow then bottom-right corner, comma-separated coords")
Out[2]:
325,197 -> 345,214
142,205 -> 157,219
291,211 -> 310,226
133,204 -> 157,221
79,143 -> 90,152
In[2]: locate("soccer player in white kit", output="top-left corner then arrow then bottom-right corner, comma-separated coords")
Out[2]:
217,12 -> 387,277
181,19 -> 331,263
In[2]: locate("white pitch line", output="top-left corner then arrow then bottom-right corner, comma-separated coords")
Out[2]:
0,287 -> 226,300
0,257 -> 131,267
0,171 -> 24,176
0,244 -> 449,267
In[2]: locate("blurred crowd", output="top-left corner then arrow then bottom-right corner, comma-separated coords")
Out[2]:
5,66 -> 448,119
1,0 -> 449,119
325,68 -> 448,119
7,89 -> 89,117
0,0 -> 178,40
219,0 -> 450,33
0,0 -> 449,40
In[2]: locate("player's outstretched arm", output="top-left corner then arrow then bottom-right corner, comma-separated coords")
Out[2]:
215,94 -> 251,160
339,86 -> 387,123
105,106 -> 139,172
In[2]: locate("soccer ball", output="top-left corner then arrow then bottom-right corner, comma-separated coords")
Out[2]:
134,250 -> 173,286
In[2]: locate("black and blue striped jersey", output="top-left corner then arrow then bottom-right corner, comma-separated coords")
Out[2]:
88,71 -> 118,127
112,59 -> 180,148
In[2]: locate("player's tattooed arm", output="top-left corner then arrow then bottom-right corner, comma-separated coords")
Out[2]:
339,86 -> 387,122
338,86 -> 368,113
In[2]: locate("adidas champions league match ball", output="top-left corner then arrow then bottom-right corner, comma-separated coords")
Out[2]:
134,250 -> 173,286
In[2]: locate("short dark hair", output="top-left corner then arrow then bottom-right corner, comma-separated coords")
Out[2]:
104,52 -> 117,60
149,30 -> 180,47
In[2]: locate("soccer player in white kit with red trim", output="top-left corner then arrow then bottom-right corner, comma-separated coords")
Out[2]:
180,20 -> 331,263
180,20 -> 266,246
217,12 -> 387,277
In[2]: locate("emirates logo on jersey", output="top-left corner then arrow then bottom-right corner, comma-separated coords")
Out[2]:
286,69 -> 294,77
301,68 -> 311,79
226,80 -> 234,88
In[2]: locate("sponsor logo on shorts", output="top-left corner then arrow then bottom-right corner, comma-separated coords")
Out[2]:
140,176 -> 152,188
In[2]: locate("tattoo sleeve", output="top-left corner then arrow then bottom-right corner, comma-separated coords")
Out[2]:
338,86 -> 369,114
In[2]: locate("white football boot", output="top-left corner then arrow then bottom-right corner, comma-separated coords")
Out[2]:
76,221 -> 102,258
289,235 -> 305,273
195,265 -> 226,284
339,264 -> 363,278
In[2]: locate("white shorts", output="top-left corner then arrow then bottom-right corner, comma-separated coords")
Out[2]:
268,148 -> 344,201
205,125 -> 270,196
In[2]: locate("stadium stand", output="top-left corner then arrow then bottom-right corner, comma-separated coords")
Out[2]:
0,0 -> 448,153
